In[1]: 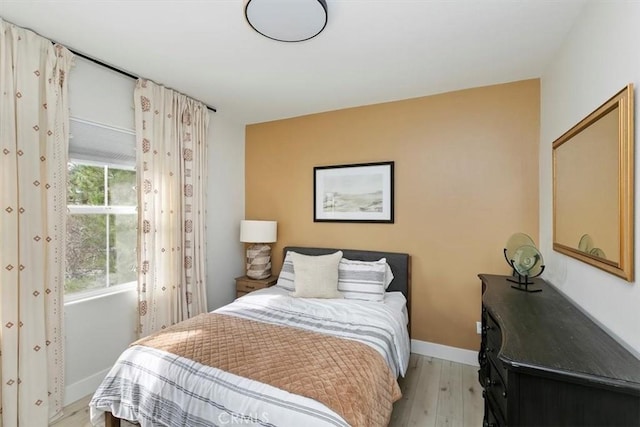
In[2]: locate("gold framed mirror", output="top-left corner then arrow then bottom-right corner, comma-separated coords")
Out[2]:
553,84 -> 634,281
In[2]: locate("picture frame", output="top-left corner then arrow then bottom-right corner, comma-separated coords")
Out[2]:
313,161 -> 394,223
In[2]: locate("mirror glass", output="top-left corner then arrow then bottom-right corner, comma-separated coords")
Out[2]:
553,85 -> 634,281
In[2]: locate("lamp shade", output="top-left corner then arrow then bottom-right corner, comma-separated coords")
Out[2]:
244,0 -> 328,42
240,220 -> 277,243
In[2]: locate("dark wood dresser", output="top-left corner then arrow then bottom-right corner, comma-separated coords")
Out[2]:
479,274 -> 640,427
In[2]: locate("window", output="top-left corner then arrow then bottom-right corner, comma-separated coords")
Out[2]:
65,118 -> 137,299
65,162 -> 137,296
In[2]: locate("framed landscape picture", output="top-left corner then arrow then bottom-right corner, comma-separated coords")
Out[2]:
314,161 -> 394,223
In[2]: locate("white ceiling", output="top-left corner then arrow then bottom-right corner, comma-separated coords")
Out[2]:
0,0 -> 587,124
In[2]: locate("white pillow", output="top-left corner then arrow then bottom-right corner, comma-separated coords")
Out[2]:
338,258 -> 389,302
290,251 -> 343,299
275,251 -> 296,291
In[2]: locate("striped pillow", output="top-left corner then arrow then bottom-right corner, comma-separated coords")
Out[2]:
338,258 -> 389,302
275,251 -> 296,291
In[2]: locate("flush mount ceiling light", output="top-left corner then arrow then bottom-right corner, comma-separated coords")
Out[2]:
245,0 -> 328,42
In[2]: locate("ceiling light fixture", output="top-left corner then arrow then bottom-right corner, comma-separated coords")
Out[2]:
245,0 -> 328,43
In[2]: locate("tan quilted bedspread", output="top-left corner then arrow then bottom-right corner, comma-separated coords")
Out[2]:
134,313 -> 401,426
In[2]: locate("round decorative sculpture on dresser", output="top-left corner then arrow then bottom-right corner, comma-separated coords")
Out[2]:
503,232 -> 545,292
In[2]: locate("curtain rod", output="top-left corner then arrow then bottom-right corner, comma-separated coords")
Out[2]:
68,48 -> 218,113
2,18 -> 217,112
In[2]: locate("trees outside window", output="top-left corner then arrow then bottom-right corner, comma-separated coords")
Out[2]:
65,162 -> 137,295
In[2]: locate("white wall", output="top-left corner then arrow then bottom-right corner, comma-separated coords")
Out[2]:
64,58 -> 138,405
206,111 -> 246,311
540,1 -> 640,355
64,58 -> 246,404
64,290 -> 138,405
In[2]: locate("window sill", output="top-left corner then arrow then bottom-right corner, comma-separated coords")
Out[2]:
64,281 -> 137,306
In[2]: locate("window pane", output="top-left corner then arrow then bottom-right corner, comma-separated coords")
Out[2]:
67,163 -> 105,205
109,214 -> 137,286
108,168 -> 136,206
65,214 -> 107,293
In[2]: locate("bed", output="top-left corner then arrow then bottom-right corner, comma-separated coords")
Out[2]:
90,247 -> 411,427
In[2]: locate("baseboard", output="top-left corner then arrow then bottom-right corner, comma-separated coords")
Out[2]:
411,339 -> 479,367
64,367 -> 111,406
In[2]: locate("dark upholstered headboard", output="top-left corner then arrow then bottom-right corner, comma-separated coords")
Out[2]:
282,246 -> 411,302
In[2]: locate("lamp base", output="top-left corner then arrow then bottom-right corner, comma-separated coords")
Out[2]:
246,243 -> 272,280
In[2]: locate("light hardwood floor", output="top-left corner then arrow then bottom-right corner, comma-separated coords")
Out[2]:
51,354 -> 483,427
389,354 -> 483,427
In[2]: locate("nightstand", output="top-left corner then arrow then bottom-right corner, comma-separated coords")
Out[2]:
235,275 -> 277,298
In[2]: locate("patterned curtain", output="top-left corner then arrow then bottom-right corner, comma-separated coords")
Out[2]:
0,19 -> 73,426
134,79 -> 209,337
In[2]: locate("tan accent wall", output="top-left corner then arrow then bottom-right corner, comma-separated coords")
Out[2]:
245,79 -> 539,350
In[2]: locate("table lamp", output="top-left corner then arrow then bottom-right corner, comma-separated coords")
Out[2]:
240,220 -> 277,279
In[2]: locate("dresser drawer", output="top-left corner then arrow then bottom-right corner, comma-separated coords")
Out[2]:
483,401 -> 503,427
484,313 -> 509,385
485,359 -> 508,422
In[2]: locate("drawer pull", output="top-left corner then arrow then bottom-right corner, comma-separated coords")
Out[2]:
486,378 -> 500,387
245,285 -> 255,290
502,391 -> 508,398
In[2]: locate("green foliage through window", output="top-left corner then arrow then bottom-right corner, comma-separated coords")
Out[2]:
65,162 -> 137,295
